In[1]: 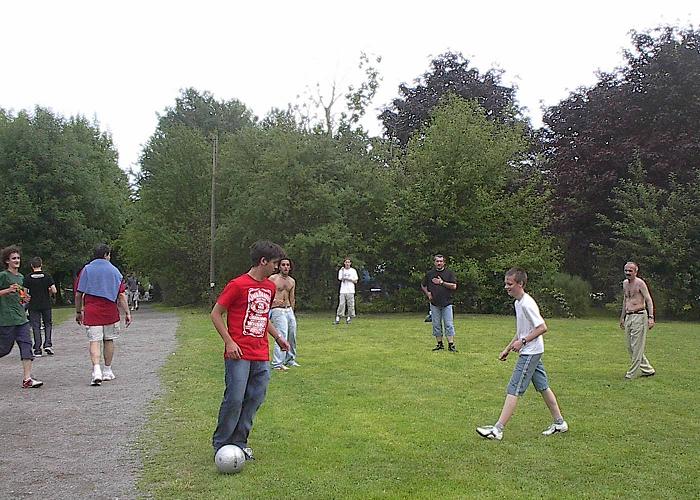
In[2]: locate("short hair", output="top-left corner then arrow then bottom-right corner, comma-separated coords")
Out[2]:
93,243 -> 111,260
280,257 -> 294,271
434,254 -> 445,261
1,245 -> 21,269
506,267 -> 528,286
250,240 -> 285,266
30,257 -> 43,268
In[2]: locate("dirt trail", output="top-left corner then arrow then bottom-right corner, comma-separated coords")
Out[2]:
0,305 -> 179,499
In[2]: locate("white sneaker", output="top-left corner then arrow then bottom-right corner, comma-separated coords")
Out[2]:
102,368 -> 116,381
542,421 -> 568,436
91,367 -> 103,386
476,425 -> 503,441
287,361 -> 301,367
333,316 -> 340,325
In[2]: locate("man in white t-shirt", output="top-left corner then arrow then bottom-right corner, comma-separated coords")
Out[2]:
334,258 -> 358,325
476,267 -> 568,441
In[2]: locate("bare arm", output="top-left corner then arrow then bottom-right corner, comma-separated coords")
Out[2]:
290,279 -> 296,310
268,321 -> 290,351
619,281 -> 627,328
75,291 -> 84,324
211,302 -> 241,359
640,280 -> 655,329
118,292 -> 131,327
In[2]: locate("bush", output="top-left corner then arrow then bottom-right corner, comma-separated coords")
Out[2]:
533,273 -> 592,318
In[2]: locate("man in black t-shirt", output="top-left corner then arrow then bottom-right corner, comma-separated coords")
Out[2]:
421,254 -> 458,352
24,257 -> 57,356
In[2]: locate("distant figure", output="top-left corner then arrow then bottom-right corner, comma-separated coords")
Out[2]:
334,258 -> 358,325
421,254 -> 458,352
24,257 -> 57,356
476,267 -> 567,441
619,261 -> 656,379
210,240 -> 290,460
75,244 -> 131,386
269,258 -> 299,371
125,273 -> 139,311
0,245 -> 43,388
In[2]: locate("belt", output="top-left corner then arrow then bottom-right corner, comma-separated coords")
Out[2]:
271,306 -> 292,309
625,309 -> 647,315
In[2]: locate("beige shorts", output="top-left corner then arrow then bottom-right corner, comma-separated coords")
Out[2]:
86,322 -> 120,342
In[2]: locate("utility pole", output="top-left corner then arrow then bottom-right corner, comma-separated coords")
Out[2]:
209,133 -> 218,306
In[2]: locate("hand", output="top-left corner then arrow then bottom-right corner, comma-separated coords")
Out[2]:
75,311 -> 83,325
499,349 -> 510,361
619,320 -> 625,329
124,313 -> 132,328
431,277 -> 443,285
426,292 -> 433,302
512,339 -> 524,352
276,337 -> 291,351
224,342 -> 243,360
648,318 -> 655,329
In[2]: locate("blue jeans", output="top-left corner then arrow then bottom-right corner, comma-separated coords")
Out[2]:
212,359 -> 270,452
29,308 -> 53,352
270,308 -> 297,367
430,304 -> 455,338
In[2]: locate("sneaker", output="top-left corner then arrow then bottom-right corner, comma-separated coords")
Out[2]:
33,351 -> 43,358
287,361 -> 301,367
476,425 -> 503,441
44,347 -> 54,356
333,316 -> 340,325
273,365 -> 289,371
542,421 -> 568,436
242,447 -> 255,460
346,317 -> 352,324
448,343 -> 457,352
91,367 -> 103,386
424,314 -> 432,323
22,378 -> 44,389
102,369 -> 116,381
641,371 -> 656,377
432,343 -> 444,351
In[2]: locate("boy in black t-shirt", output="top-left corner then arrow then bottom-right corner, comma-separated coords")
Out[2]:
24,257 -> 57,356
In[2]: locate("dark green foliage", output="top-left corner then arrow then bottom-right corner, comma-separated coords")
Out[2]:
0,107 -> 130,295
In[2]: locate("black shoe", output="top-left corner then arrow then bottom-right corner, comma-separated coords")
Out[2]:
44,347 -> 54,355
432,343 -> 444,351
448,343 -> 457,352
33,351 -> 43,358
424,314 -> 432,323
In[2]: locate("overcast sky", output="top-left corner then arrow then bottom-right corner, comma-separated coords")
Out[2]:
2,1 -> 698,172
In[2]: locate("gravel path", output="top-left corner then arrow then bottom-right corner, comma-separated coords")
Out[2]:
0,304 -> 179,499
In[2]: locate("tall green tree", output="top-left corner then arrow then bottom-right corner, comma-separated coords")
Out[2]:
0,107 -> 130,295
596,159 -> 700,319
380,96 -> 558,312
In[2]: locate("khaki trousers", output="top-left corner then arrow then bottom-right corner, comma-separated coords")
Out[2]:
624,312 -> 655,378
336,293 -> 355,318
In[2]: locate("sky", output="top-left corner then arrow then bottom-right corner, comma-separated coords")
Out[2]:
2,1 -> 699,173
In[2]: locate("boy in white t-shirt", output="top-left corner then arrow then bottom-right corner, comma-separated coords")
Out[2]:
476,267 -> 568,441
334,258 -> 358,325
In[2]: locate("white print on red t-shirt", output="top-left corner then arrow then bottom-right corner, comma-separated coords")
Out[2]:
243,287 -> 272,337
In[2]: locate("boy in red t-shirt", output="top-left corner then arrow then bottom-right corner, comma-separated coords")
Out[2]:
211,240 -> 290,460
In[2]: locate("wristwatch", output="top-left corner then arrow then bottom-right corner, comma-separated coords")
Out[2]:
521,337 -> 527,345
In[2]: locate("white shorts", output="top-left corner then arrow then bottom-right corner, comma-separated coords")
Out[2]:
86,322 -> 120,342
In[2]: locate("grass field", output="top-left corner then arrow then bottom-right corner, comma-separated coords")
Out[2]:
139,311 -> 698,499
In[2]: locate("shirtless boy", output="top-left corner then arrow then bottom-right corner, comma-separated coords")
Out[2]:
619,261 -> 656,379
269,258 -> 299,371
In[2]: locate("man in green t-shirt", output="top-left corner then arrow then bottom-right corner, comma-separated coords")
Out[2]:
0,245 -> 43,388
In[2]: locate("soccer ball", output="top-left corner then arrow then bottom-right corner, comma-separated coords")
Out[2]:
215,445 -> 246,474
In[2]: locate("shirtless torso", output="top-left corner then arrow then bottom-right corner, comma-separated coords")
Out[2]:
270,272 -> 295,309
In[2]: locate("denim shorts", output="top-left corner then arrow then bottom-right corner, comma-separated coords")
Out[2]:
506,353 -> 549,396
0,323 -> 34,360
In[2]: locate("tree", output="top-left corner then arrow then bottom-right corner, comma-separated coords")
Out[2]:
380,96 -> 559,312
543,26 -> 700,282
596,158 -> 700,319
379,52 -> 525,148
122,89 -> 255,304
0,107 -> 130,297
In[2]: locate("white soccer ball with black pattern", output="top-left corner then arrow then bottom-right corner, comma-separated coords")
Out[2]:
215,445 -> 246,474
